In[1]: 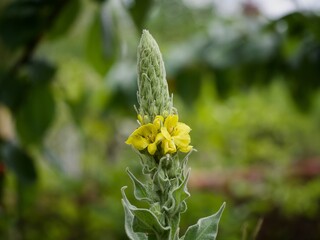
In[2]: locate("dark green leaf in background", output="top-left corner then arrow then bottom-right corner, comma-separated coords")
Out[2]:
48,0 -> 81,39
15,85 -> 56,145
127,0 -> 153,30
25,59 -> 56,86
0,0 -> 51,49
0,71 -> 29,111
175,66 -> 203,106
85,10 -> 115,75
0,59 -> 56,111
0,139 -> 37,183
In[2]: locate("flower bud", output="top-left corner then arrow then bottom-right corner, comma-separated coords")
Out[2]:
137,30 -> 173,122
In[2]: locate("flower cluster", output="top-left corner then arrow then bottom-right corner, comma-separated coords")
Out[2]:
126,114 -> 192,155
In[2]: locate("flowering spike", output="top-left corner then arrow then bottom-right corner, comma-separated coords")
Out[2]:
122,30 -> 224,240
137,30 -> 173,122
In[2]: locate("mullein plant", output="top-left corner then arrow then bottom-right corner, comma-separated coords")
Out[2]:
121,30 -> 225,240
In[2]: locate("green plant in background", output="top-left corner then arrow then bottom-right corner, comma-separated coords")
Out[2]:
122,30 -> 225,240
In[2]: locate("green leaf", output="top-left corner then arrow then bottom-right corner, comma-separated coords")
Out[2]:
0,59 -> 55,111
15,85 -> 55,145
172,169 -> 190,210
135,150 -> 157,174
48,0 -> 81,39
127,0 -> 153,29
153,167 -> 169,194
182,202 -> 225,240
127,168 -> 152,203
182,149 -> 195,173
131,208 -> 168,235
121,187 -> 170,237
0,1 -> 58,48
175,67 -> 202,107
0,139 -> 37,183
0,72 -> 29,111
122,188 -> 147,240
26,59 -> 56,85
164,169 -> 190,215
0,1 -> 42,48
85,9 -> 115,75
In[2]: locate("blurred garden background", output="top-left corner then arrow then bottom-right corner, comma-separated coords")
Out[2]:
1,0 -> 320,239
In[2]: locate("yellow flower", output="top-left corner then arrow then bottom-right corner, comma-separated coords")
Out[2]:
126,114 -> 191,155
160,115 -> 192,154
126,116 -> 164,155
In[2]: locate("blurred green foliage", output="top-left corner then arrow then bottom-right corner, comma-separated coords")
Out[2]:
0,0 -> 320,239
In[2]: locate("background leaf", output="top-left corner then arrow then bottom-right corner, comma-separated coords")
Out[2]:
15,85 -> 56,145
48,0 -> 81,39
127,0 -> 153,30
0,139 -> 37,183
85,9 -> 115,75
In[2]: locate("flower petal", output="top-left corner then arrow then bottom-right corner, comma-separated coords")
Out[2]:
179,145 -> 193,153
148,143 -> 157,155
161,127 -> 171,140
174,122 -> 191,135
125,134 -> 149,150
164,115 -> 178,133
153,115 -> 164,130
154,133 -> 164,144
147,133 -> 163,155
173,133 -> 191,149
162,139 -> 176,154
125,123 -> 157,151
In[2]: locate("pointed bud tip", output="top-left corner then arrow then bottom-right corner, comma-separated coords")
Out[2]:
140,29 -> 157,48
142,29 -> 149,35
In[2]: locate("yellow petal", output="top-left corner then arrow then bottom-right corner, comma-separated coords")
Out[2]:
143,123 -> 158,136
125,134 -> 149,150
147,143 -> 157,155
173,133 -> 191,149
125,123 -> 157,151
161,127 -> 171,140
162,139 -> 176,154
153,115 -> 164,130
179,145 -> 193,153
147,133 -> 163,155
164,115 -> 178,133
174,122 -> 191,135
154,132 -> 164,144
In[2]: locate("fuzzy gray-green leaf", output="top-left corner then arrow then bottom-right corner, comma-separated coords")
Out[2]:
153,167 -> 169,193
122,187 -> 170,236
121,187 -> 148,240
127,168 -> 152,203
132,208 -> 170,236
164,169 -> 191,214
182,202 -> 225,240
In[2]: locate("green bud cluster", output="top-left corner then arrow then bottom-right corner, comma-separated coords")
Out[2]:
137,30 -> 174,122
